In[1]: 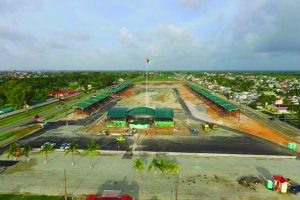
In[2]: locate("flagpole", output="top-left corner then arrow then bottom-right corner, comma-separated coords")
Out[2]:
146,59 -> 148,107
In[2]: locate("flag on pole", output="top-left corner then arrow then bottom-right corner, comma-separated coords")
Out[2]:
146,58 -> 151,64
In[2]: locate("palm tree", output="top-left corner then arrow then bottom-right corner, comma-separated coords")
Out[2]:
288,105 -> 300,127
133,158 -> 144,176
64,140 -> 80,166
5,143 -> 21,160
166,161 -> 180,175
21,143 -> 32,163
84,140 -> 100,168
167,161 -> 180,200
40,143 -> 54,164
148,158 -> 160,174
158,158 -> 169,174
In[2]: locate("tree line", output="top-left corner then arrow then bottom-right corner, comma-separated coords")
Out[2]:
0,72 -> 141,108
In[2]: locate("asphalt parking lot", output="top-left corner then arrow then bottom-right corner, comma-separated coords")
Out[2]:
25,135 -> 134,151
1,119 -> 296,156
135,135 -> 296,155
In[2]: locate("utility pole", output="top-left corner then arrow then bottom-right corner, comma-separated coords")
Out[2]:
64,169 -> 67,200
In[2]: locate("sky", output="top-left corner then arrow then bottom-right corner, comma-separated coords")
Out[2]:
0,0 -> 299,71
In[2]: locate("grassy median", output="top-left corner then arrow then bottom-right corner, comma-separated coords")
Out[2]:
0,194 -> 66,200
0,124 -> 41,142
0,93 -> 88,127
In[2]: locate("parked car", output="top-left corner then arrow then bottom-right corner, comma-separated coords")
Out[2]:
60,143 -> 70,150
289,185 -> 300,194
189,128 -> 199,134
32,114 -> 40,119
41,142 -> 56,148
97,130 -> 110,136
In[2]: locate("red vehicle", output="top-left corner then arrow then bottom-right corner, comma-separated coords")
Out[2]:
32,114 -> 40,119
85,190 -> 133,200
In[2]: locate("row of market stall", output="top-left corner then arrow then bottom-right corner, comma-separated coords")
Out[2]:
186,83 -> 240,116
74,81 -> 132,115
74,92 -> 111,114
111,81 -> 132,95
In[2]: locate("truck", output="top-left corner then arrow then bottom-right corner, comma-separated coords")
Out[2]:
208,123 -> 218,130
202,123 -> 209,132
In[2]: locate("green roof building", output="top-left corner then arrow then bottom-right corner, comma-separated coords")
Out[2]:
106,106 -> 175,128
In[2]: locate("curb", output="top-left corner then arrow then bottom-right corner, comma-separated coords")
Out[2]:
31,149 -> 297,159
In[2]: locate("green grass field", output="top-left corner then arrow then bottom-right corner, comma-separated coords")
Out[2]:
0,93 -> 88,127
0,194 -> 65,200
0,125 -> 41,142
44,106 -> 74,120
0,131 -> 15,141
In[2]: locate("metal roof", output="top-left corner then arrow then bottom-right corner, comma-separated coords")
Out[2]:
127,106 -> 155,117
111,81 -> 132,93
187,83 -> 239,111
107,107 -> 128,118
106,106 -> 175,119
75,91 -> 111,109
155,108 -> 174,118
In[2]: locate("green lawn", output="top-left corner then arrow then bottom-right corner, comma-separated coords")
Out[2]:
0,194 -> 65,200
0,131 -> 15,141
0,93 -> 88,127
44,106 -> 74,120
0,125 -> 41,142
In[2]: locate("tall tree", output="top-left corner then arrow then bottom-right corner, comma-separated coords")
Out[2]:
5,143 -> 21,160
64,140 -> 80,166
21,143 -> 32,163
288,105 -> 300,127
84,140 -> 100,168
40,143 -> 54,164
148,158 -> 160,174
133,158 -> 145,176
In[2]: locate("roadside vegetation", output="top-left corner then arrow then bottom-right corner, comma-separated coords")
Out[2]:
0,194 -> 66,200
0,125 -> 40,142
0,72 -> 140,109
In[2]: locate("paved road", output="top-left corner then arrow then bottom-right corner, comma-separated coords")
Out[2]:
0,100 -> 119,154
0,93 -> 96,135
0,153 -> 299,199
136,135 -> 295,155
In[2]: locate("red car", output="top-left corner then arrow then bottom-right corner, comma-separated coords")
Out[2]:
85,190 -> 133,200
32,114 -> 40,119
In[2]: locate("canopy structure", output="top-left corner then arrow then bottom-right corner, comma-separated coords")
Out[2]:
155,108 -> 174,118
187,83 -> 239,111
75,91 -> 110,110
107,107 -> 128,118
127,106 -> 155,118
111,81 -> 132,94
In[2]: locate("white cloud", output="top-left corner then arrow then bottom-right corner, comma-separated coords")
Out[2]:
0,24 -> 35,41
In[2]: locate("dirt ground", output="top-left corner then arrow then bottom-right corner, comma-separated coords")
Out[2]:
178,85 -> 293,146
118,87 -> 182,110
87,82 -> 295,148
